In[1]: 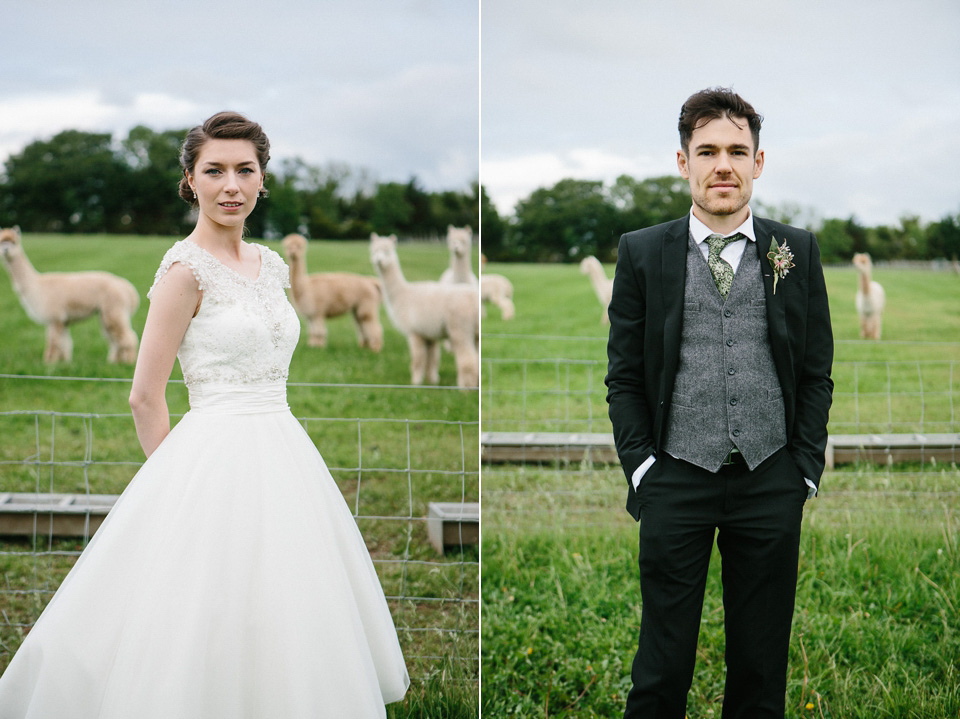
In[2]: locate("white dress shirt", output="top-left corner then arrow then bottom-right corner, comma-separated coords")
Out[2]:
630,208 -> 817,499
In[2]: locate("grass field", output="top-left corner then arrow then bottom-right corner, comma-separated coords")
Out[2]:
482,261 -> 960,435
480,258 -> 960,717
0,233 -> 479,718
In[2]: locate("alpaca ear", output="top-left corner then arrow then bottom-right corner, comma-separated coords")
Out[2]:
389,235 -> 398,244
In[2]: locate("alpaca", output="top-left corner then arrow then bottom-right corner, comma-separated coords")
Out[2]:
0,227 -> 140,363
479,252 -> 515,320
480,273 -> 515,320
852,252 -> 886,340
281,233 -> 383,352
369,233 -> 479,388
580,255 -> 613,324
439,225 -> 478,285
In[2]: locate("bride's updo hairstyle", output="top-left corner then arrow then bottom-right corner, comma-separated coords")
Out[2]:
178,111 -> 271,205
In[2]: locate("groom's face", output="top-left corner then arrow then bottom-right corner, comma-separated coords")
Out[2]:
677,115 -> 764,222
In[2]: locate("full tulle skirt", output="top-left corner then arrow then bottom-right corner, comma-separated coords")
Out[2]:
0,384 -> 409,718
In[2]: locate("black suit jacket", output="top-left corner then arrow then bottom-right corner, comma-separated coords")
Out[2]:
605,215 -> 834,520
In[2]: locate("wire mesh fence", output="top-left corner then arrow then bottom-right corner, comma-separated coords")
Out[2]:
482,351 -> 960,436
481,336 -> 960,533
0,378 -> 478,680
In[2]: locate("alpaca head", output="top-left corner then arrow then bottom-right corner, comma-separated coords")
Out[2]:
446,225 -> 473,257
369,233 -> 399,273
852,253 -> 872,273
281,233 -> 307,261
579,256 -> 599,275
0,226 -> 22,261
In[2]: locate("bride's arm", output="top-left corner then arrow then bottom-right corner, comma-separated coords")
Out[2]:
129,262 -> 201,458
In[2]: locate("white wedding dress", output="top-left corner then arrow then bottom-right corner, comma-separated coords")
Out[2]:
0,240 -> 409,718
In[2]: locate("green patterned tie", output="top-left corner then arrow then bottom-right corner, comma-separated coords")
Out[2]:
704,233 -> 744,299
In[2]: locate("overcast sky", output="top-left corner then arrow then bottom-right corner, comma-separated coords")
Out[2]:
481,0 -> 960,227
1,0 -> 478,192
4,2 -> 958,228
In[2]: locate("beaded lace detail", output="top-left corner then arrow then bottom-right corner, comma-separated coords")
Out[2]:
148,240 -> 300,390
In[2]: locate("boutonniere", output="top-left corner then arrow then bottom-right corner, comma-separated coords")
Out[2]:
767,236 -> 795,294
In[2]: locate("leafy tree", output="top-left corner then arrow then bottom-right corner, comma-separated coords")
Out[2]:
816,217 -> 856,262
925,212 -> 960,260
511,178 -> 620,262
430,185 -> 478,236
608,174 -> 691,230
479,184 -> 507,259
896,215 -> 928,260
2,130 -> 131,233
119,125 -> 190,235
403,178 -> 433,236
370,182 -> 414,235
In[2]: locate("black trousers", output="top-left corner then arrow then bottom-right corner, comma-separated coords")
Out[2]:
623,447 -> 807,719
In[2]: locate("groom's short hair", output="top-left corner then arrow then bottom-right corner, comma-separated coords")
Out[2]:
678,87 -> 763,156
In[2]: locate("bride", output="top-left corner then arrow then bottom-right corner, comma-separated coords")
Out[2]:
0,112 -> 409,718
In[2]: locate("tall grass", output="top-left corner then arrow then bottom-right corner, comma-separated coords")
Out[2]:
0,233 -> 479,712
480,258 -> 960,717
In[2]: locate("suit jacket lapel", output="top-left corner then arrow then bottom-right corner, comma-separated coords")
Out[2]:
661,218 -> 688,382
753,217 -> 793,394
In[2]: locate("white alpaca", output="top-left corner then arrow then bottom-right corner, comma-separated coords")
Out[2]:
0,227 -> 139,363
580,255 -> 613,324
281,233 -> 383,352
369,233 -> 479,388
439,225 -> 478,285
479,254 -> 515,321
853,252 -> 885,340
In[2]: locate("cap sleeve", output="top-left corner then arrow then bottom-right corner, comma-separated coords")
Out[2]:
147,241 -> 207,300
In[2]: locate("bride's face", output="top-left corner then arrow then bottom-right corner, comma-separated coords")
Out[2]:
187,139 -> 264,227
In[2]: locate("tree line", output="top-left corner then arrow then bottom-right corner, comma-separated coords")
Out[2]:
481,176 -> 960,265
0,127 -> 479,240
4,127 -> 957,265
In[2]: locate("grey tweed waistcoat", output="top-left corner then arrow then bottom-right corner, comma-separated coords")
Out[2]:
662,235 -> 787,472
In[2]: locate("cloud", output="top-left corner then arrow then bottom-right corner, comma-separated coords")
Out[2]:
1,1 -> 479,191
480,0 -> 960,225
482,148 -> 675,215
0,90 -> 204,165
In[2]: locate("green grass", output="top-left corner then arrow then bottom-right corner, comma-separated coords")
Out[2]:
481,260 -> 960,717
0,233 -> 479,703
481,261 -> 960,434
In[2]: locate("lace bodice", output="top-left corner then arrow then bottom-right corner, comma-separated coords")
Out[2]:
148,240 -> 300,390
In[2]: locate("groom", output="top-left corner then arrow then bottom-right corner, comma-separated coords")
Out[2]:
605,87 -> 834,718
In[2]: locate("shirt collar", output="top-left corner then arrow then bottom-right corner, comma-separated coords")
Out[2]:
689,207 -> 756,245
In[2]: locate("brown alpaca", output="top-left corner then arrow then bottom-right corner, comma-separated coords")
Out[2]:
853,252 -> 886,340
369,233 -> 478,388
281,233 -> 384,352
580,255 -> 613,324
0,227 -> 139,363
439,225 -> 478,285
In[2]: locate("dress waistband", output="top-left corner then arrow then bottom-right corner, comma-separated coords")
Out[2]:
187,382 -> 289,415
